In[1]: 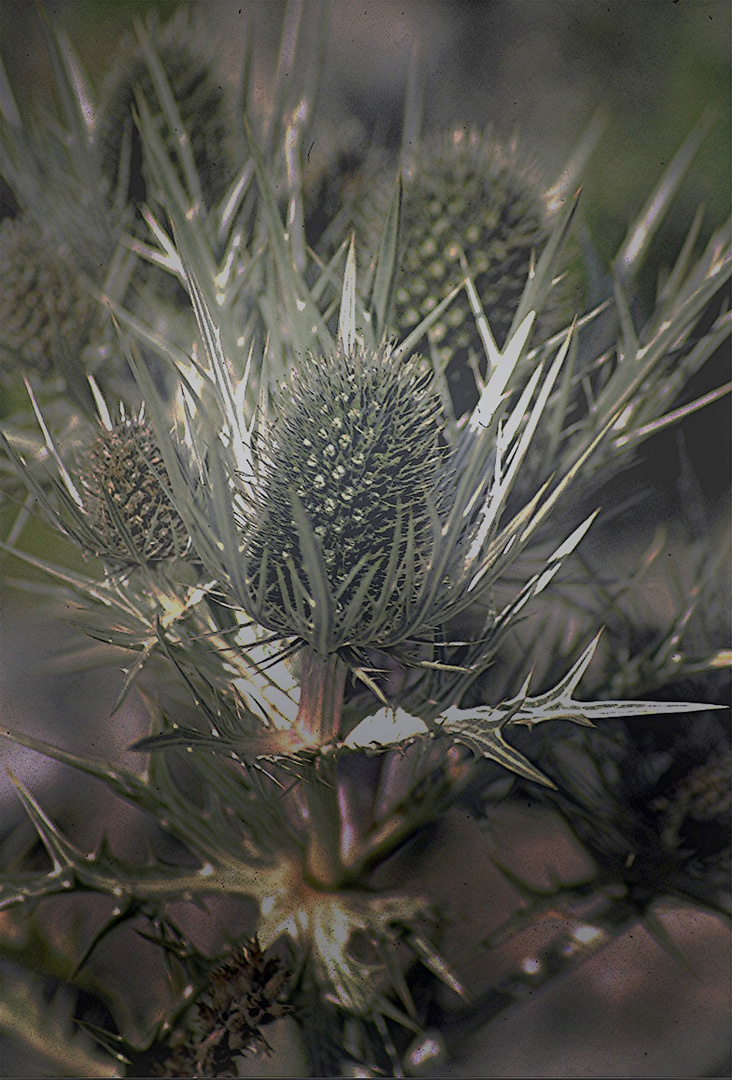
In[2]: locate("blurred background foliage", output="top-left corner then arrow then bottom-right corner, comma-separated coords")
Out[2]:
3,1 -> 730,248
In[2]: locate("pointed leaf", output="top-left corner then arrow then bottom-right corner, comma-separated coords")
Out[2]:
369,173 -> 403,342
338,235 -> 357,354
615,108 -> 715,280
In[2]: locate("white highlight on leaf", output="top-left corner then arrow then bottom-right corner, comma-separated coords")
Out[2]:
87,375 -> 113,431
338,235 -> 358,355
468,310 -> 536,433
344,708 -> 429,749
533,511 -> 599,595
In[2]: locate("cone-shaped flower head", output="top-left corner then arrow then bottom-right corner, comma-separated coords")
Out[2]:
364,128 -> 580,413
0,217 -> 105,373
240,343 -> 450,656
77,412 -> 191,566
95,10 -> 234,210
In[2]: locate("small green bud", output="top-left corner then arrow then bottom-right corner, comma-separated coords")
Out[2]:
241,343 -> 449,652
78,414 -> 190,566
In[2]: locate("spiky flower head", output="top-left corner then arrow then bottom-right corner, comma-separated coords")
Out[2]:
95,10 -> 234,211
240,342 -> 449,656
77,410 -> 191,567
0,217 -> 105,374
157,940 -> 291,1077
365,128 -> 580,412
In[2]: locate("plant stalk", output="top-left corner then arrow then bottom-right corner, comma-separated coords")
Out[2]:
293,649 -> 350,886
295,648 -> 348,746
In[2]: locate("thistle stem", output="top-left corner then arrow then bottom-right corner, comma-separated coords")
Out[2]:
303,767 -> 348,888
293,649 -> 350,887
295,648 -> 348,746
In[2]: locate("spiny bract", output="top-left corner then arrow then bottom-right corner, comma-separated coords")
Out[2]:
78,414 -> 191,566
240,342 -> 449,652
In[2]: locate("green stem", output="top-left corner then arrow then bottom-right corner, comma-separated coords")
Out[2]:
292,649 -> 351,887
303,767 -> 348,888
295,648 -> 348,746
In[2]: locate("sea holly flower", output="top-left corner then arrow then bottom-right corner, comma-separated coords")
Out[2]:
116,239 -> 725,779
95,8 -> 236,215
358,125 -> 585,414
77,408 -> 192,567
2,379 -> 192,573
0,10 -> 730,1074
238,340 -> 451,658
118,224 -> 610,747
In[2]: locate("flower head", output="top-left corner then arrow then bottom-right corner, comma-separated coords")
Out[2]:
240,342 -> 451,656
362,127 -> 580,413
0,217 -> 105,374
76,410 -> 191,567
95,9 -> 234,211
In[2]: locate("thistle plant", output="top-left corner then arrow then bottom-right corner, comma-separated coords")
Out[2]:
1,6 -> 730,1078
